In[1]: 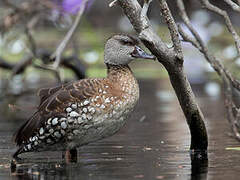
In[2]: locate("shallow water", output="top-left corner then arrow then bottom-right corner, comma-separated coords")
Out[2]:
0,79 -> 240,180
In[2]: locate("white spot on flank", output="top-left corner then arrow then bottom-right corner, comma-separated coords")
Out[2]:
61,122 -> 67,129
105,98 -> 110,103
32,136 -> 37,141
89,107 -> 96,114
39,127 -> 44,135
87,114 -> 92,120
100,104 -> 105,109
109,113 -> 113,118
83,100 -> 90,105
39,136 -> 45,140
73,129 -> 80,135
68,118 -> 74,123
27,144 -> 31,150
47,118 -> 52,125
60,129 -> 66,135
78,117 -> 84,124
82,113 -> 87,119
60,117 -> 67,121
96,104 -> 100,107
49,129 -> 54,134
66,107 -> 72,112
83,107 -> 88,113
99,89 -> 102,93
54,131 -> 61,138
84,124 -> 91,129
105,85 -> 109,88
103,91 -> 107,94
68,136 -> 73,140
71,104 -> 77,109
70,111 -> 79,117
52,118 -> 58,125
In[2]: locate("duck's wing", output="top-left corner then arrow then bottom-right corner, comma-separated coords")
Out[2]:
13,79 -> 100,146
37,83 -> 71,106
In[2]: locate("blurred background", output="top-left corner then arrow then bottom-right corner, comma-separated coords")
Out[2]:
1,1 -> 240,179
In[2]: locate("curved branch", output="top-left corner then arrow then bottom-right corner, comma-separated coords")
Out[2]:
51,0 -> 89,70
223,0 -> 240,13
200,0 -> 240,55
158,0 -> 183,60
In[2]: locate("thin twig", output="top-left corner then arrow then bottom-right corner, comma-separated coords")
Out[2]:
178,25 -> 202,50
223,0 -> 240,13
223,74 -> 240,141
158,0 -> 183,60
51,0 -> 89,70
200,0 -> 240,55
177,0 -> 240,92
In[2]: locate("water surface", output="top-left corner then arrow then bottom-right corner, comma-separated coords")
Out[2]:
0,79 -> 240,180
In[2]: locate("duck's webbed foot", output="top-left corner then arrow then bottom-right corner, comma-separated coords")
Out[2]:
63,149 -> 78,163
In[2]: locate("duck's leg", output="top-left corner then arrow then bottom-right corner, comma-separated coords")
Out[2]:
12,147 -> 24,161
63,149 -> 78,163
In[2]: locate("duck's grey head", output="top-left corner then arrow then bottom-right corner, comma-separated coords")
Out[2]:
104,34 -> 155,65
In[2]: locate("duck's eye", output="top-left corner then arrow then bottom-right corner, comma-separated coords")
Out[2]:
120,40 -> 134,46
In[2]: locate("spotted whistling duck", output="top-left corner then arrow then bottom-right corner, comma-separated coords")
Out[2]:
13,34 -> 155,160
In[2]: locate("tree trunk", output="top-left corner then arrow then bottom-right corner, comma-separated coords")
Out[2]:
118,0 -> 208,152
166,64 -> 208,150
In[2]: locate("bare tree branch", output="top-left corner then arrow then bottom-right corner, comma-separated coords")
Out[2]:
0,51 -> 85,80
157,0 -> 183,60
178,25 -> 201,50
118,0 -> 208,152
51,0 -> 89,71
118,0 -> 175,64
223,74 -> 240,141
177,0 -> 240,92
200,0 -> 240,55
223,0 -> 240,13
177,0 -> 240,141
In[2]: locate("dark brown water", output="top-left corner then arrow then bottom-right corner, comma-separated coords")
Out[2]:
0,79 -> 240,180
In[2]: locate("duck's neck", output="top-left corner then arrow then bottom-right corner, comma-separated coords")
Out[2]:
106,64 -> 133,81
106,64 -> 139,97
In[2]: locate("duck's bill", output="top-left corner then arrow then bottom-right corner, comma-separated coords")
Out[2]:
131,46 -> 156,60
